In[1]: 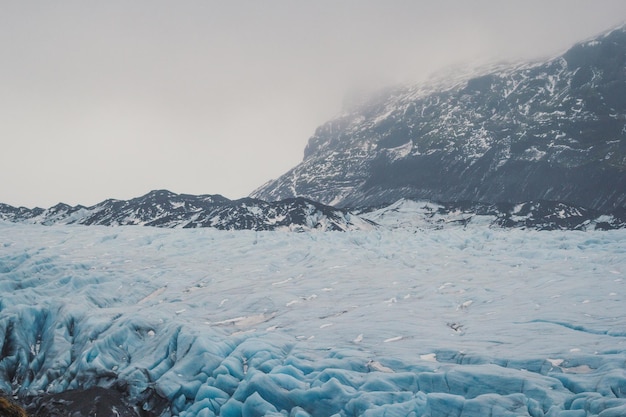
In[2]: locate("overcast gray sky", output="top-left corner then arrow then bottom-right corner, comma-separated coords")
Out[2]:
1,1 -> 625,208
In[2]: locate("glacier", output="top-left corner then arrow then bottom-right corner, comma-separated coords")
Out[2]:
1,220 -> 625,416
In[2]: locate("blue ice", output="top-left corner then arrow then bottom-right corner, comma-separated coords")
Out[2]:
0,221 -> 625,416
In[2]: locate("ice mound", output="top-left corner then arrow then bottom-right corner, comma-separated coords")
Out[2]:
1,221 -> 625,416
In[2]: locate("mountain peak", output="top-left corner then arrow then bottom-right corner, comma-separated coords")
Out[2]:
252,25 -> 626,211
144,189 -> 178,198
0,192 -> 373,231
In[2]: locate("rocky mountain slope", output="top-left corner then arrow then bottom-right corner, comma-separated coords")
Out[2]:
0,190 -> 372,231
357,199 -> 626,231
251,25 -> 626,211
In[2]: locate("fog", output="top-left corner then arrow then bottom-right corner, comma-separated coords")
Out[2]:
1,1 -> 625,208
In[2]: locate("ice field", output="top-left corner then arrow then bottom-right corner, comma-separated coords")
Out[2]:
1,221 -> 625,416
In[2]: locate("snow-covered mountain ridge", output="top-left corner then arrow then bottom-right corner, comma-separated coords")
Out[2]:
2,190 -> 625,231
358,199 -> 626,231
0,190 -> 372,232
252,25 -> 626,211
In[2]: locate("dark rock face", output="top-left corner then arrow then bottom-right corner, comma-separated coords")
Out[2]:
0,190 -> 371,231
251,26 -> 626,211
24,387 -> 141,417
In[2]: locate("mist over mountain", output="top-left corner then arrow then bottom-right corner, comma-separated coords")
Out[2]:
251,25 -> 626,211
2,27 -> 626,232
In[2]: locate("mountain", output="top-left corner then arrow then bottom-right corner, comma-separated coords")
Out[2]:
357,199 -> 626,231
251,25 -> 626,211
0,190 -> 373,232
2,190 -> 624,232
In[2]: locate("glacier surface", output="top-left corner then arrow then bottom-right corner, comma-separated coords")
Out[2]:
1,221 -> 625,416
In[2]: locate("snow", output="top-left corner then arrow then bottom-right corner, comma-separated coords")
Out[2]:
462,126 -> 492,160
384,140 -> 413,162
522,146 -> 548,162
1,221 -> 625,416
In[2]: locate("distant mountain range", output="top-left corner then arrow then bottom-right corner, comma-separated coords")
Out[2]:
0,190 -> 372,232
251,25 -> 626,211
1,190 -> 624,231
